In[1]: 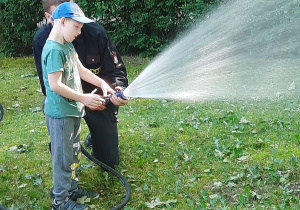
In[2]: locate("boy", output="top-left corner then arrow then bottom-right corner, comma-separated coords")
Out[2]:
42,2 -> 114,209
33,0 -> 128,171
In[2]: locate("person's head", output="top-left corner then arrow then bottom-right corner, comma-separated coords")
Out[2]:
52,2 -> 93,42
43,0 -> 72,24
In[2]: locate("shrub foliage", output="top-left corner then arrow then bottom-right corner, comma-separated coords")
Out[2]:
0,0 -> 221,57
0,0 -> 44,56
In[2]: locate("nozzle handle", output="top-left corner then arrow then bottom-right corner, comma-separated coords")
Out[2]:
103,89 -> 128,106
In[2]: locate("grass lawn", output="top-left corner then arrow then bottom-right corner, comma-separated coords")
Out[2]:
0,56 -> 299,209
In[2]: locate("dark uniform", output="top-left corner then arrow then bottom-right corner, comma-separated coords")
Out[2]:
33,22 -> 128,168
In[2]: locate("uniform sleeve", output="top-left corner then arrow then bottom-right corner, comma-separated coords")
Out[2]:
97,30 -> 128,89
33,33 -> 46,96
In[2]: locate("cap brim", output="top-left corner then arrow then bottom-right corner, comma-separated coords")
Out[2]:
71,16 -> 93,23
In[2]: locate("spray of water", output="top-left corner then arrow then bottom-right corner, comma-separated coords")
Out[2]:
123,0 -> 300,101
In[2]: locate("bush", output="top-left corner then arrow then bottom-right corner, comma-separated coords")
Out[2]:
0,0 -> 221,57
78,0 -> 219,57
0,0 -> 44,57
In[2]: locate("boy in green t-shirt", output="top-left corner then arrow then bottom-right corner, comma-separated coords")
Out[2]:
42,2 -> 114,210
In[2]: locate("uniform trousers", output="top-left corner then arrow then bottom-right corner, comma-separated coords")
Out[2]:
84,107 -> 120,169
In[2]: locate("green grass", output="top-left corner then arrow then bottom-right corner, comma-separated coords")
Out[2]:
0,57 -> 299,209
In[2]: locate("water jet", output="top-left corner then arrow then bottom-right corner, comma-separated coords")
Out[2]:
122,0 -> 300,101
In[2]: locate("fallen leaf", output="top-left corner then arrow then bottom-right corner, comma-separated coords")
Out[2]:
145,198 -> 177,209
227,182 -> 236,187
239,117 -> 249,124
237,155 -> 250,162
18,183 -> 27,188
209,194 -> 219,199
77,196 -> 90,204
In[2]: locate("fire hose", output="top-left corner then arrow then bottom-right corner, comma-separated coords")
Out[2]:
81,146 -> 130,210
0,103 -> 3,122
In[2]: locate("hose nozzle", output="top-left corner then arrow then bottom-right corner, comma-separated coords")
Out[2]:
103,89 -> 128,106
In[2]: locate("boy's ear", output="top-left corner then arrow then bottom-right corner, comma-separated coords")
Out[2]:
44,12 -> 53,25
61,17 -> 67,27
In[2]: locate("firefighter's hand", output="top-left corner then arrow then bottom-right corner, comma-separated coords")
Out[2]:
110,94 -> 129,106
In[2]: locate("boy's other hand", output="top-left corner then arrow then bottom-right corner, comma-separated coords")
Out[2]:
81,93 -> 106,110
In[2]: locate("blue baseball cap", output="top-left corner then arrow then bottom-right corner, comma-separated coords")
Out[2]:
52,2 -> 93,23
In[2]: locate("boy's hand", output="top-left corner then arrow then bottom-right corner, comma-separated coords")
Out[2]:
81,93 -> 106,110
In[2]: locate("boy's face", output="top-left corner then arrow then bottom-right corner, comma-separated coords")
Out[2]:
62,18 -> 83,43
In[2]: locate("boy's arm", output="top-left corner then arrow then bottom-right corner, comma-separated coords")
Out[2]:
48,70 -> 103,110
77,59 -> 115,97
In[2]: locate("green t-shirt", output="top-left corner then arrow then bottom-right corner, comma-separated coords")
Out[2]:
42,40 -> 85,118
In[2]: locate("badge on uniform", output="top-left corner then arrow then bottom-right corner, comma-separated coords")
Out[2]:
111,51 -> 119,64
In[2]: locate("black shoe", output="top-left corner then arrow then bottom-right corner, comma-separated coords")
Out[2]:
84,133 -> 92,148
70,187 -> 99,201
52,198 -> 87,210
50,186 -> 99,200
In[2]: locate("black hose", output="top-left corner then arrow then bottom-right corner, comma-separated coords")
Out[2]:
81,145 -> 131,210
0,103 -> 3,122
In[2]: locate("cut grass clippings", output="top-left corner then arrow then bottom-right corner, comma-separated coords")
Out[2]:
0,57 -> 299,209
